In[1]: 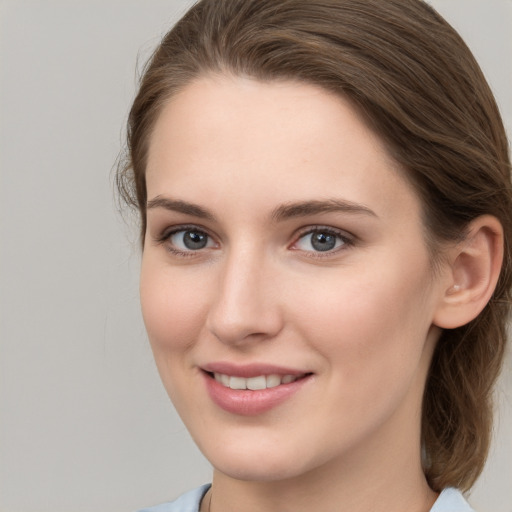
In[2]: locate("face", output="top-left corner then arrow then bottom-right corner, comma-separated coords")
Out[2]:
141,75 -> 448,483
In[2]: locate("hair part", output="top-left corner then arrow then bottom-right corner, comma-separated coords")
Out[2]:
117,0 -> 512,491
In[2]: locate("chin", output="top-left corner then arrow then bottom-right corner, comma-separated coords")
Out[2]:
192,435 -> 291,481
197,434 -> 326,483
213,455 -> 306,482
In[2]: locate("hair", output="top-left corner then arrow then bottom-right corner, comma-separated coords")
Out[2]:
117,0 -> 512,493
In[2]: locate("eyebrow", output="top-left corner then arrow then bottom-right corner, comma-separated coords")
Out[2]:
146,196 -> 377,222
146,196 -> 215,220
271,199 -> 377,221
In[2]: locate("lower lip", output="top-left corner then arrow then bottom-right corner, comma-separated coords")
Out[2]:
203,372 -> 312,416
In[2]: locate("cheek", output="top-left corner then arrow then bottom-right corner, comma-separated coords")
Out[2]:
291,264 -> 436,441
291,256 -> 435,381
139,258 -> 210,354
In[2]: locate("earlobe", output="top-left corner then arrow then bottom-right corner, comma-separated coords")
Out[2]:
433,215 -> 504,329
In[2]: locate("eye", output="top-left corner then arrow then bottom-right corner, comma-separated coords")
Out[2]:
293,228 -> 350,253
167,228 -> 216,252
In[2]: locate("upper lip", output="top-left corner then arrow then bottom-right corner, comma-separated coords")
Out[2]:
201,362 -> 310,378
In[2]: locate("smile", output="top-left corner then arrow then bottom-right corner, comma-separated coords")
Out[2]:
202,366 -> 313,416
213,373 -> 304,390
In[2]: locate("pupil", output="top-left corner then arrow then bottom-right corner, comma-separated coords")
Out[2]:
311,232 -> 336,252
184,231 -> 208,250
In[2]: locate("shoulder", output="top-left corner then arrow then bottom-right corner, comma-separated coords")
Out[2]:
136,484 -> 211,512
430,488 -> 475,512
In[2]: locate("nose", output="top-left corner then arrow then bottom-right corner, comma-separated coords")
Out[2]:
205,248 -> 283,346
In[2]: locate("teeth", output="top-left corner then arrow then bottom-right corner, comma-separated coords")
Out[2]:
214,373 -> 230,387
229,376 -> 247,390
266,374 -> 281,388
213,373 -> 302,390
247,376 -> 266,390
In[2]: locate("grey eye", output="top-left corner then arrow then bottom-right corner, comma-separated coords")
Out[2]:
170,229 -> 212,251
310,232 -> 337,251
295,230 -> 345,252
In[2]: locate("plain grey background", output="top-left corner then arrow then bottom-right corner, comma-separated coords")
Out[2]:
0,1 -> 511,511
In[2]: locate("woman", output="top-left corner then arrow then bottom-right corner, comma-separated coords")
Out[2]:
117,0 -> 512,510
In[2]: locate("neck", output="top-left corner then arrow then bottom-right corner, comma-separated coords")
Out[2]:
208,451 -> 436,512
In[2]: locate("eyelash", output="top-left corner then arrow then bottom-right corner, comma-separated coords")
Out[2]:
155,225 -> 355,258
156,225 -> 216,258
291,226 -> 354,258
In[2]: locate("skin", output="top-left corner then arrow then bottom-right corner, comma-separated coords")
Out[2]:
140,75 -> 453,512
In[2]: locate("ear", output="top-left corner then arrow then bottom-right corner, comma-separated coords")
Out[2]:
433,215 -> 504,329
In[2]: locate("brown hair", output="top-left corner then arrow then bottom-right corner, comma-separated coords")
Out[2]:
117,0 -> 512,492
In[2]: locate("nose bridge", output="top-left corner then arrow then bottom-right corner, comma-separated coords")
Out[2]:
206,243 -> 281,345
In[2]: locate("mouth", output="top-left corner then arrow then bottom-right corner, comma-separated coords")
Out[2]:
207,372 -> 308,390
201,365 -> 313,416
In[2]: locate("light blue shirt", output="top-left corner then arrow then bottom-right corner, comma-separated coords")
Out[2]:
137,484 -> 475,512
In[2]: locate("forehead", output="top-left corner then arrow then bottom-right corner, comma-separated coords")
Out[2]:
145,74 -> 421,224
148,74 -> 387,169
